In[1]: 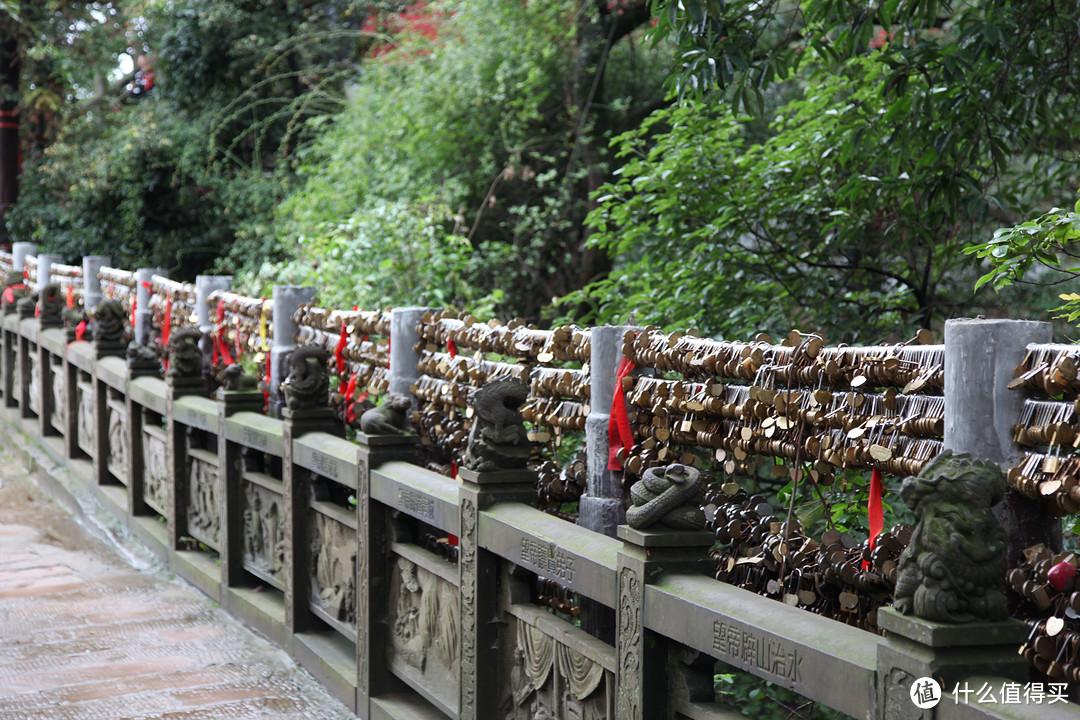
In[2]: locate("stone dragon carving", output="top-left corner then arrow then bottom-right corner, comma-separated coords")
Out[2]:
462,378 -> 530,472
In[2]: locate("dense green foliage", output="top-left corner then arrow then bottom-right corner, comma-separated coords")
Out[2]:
566,0 -> 1080,340
8,0 -> 405,276
243,0 -> 667,316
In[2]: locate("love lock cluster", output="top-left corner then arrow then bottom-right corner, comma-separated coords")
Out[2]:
1011,545 -> 1080,682
1006,344 -> 1080,515
706,480 -> 910,634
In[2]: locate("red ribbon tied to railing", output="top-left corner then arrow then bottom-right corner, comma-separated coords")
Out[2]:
607,357 -> 637,471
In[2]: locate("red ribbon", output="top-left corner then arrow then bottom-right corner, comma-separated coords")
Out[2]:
263,352 -> 271,411
214,300 -> 233,365
75,320 -> 86,342
447,337 -> 457,359
607,358 -> 637,471
162,297 -> 172,346
65,286 -> 73,309
335,320 -> 348,374
130,298 -> 135,328
863,468 -> 885,570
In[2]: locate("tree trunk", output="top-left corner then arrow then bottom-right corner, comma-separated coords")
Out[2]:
0,23 -> 19,245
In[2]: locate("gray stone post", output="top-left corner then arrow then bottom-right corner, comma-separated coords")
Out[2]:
12,242 -> 35,272
616,527 -> 712,720
389,306 -> 429,398
195,275 -> 233,332
36,254 -> 63,288
134,268 -> 165,346
196,275 -> 233,381
580,325 -> 631,536
458,467 -> 537,720
269,285 -> 316,418
82,255 -> 110,311
944,318 -> 1057,566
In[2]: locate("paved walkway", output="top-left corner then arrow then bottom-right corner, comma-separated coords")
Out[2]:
0,452 -> 355,719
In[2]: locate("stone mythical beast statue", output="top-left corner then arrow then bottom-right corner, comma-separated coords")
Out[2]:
462,378 -> 530,472
282,345 -> 330,410
892,450 -> 1009,623
168,328 -> 204,380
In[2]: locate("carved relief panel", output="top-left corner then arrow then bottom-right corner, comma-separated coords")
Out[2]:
187,454 -> 221,549
503,617 -> 613,720
106,400 -> 128,484
142,426 -> 168,515
50,362 -> 65,430
387,555 -> 460,712
241,480 -> 285,588
27,351 -> 39,414
76,378 -> 94,457
308,510 -> 357,630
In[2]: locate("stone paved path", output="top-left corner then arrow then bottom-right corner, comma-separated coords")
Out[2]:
0,455 -> 355,719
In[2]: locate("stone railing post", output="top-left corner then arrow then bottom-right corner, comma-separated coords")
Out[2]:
281,398 -> 340,639
458,467 -> 536,720
134,268 -> 165,346
581,324 -> 632,535
82,255 -> 110,311
579,324 -> 632,643
872,318 -> 1049,720
196,275 -> 232,390
389,306 -> 429,398
12,242 -> 36,274
353,431 -> 416,716
944,319 -> 1056,566
0,245 -> 32,407
269,285 -> 316,418
36,254 -> 63,289
615,525 -> 712,720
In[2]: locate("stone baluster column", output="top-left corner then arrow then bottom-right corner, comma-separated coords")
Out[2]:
268,285 -> 316,419
874,319 -> 1048,720
11,242 -> 36,275
134,268 -> 165,346
389,306 -> 429,398
82,255 -> 110,312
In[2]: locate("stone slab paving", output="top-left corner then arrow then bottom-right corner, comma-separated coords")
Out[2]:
0,454 -> 356,719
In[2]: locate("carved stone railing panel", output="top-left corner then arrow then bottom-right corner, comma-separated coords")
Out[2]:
142,425 -> 167,514
387,549 -> 461,716
503,612 -> 614,720
241,476 -> 285,589
50,361 -> 64,431
76,377 -> 95,457
308,507 -> 357,636
106,398 -> 128,484
186,449 -> 221,550
27,350 -> 39,414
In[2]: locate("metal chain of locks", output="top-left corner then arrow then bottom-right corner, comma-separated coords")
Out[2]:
98,266 -> 136,306
620,328 -> 945,486
148,277 -> 197,331
412,312 -> 591,517
1011,545 -> 1080,682
1006,345 -> 1080,515
416,310 -> 591,363
706,480 -> 911,635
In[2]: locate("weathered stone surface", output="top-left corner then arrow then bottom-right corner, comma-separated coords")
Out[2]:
359,395 -> 411,435
893,450 -> 1009,623
461,378 -> 530,472
625,464 -> 705,531
282,345 -> 330,411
